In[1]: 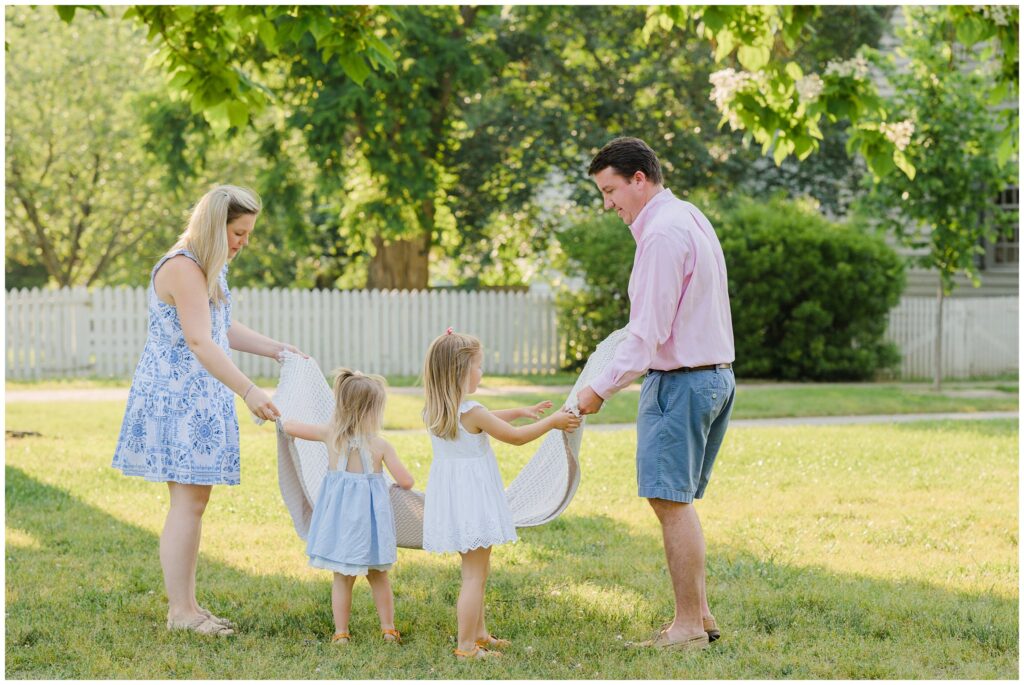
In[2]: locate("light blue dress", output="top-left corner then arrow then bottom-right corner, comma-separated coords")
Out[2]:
306,438 -> 397,576
111,249 -> 240,485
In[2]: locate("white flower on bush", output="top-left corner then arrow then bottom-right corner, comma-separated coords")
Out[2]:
709,68 -> 765,129
824,56 -> 870,80
973,5 -> 1012,26
880,119 -> 915,151
796,74 -> 825,103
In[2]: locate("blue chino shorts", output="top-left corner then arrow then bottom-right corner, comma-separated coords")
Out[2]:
635,367 -> 735,503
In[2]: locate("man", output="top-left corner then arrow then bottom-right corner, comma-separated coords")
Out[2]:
576,137 -> 735,651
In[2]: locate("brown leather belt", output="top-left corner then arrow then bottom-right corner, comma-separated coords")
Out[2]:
664,363 -> 732,373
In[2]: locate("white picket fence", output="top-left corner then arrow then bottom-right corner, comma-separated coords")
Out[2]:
884,296 -> 1019,379
4,287 -> 1019,381
5,287 -> 560,380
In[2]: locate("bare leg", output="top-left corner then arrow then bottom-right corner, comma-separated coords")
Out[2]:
694,513 -> 713,620
332,574 -> 357,635
476,552 -> 492,641
648,498 -> 706,638
366,570 -> 396,631
161,482 -> 211,623
456,547 -> 491,652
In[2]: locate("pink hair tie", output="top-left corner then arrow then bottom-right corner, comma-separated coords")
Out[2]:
446,327 -> 454,335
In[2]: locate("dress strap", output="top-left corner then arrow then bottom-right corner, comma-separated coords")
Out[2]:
151,248 -> 200,281
345,436 -> 375,474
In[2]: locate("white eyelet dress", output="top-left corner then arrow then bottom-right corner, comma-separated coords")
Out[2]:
422,400 -> 518,553
305,438 -> 397,576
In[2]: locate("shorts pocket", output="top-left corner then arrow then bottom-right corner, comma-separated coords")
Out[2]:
640,373 -> 664,416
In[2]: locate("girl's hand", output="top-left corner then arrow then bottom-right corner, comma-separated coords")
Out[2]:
523,400 -> 553,420
245,386 -> 281,421
276,343 -> 309,360
550,409 -> 582,433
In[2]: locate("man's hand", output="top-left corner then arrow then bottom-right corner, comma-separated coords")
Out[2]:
576,386 -> 604,415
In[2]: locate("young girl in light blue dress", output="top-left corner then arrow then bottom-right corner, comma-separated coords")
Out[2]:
282,369 -> 414,645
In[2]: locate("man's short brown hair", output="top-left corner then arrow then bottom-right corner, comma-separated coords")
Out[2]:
588,137 -> 663,185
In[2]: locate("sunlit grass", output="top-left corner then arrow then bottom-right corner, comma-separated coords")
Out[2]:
5,398 -> 1017,678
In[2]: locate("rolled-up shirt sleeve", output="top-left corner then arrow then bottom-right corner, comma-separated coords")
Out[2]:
590,233 -> 688,399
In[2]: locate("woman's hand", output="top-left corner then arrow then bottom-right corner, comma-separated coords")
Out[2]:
245,386 -> 280,421
276,343 -> 309,361
522,400 -> 553,420
549,409 -> 582,433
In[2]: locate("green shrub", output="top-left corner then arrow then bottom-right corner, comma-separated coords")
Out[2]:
555,213 -> 634,370
555,195 -> 905,380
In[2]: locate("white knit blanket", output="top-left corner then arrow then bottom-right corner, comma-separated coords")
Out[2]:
273,328 -> 627,549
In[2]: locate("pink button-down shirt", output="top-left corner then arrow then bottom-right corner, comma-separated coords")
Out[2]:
590,189 -> 735,400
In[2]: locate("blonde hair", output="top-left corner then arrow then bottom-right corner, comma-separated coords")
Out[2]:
326,368 -> 387,456
171,184 -> 261,303
423,331 -> 482,440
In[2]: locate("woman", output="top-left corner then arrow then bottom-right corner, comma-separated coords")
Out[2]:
112,185 -> 302,636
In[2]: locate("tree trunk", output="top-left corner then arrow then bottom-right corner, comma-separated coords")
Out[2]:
933,284 -> 944,391
367,232 -> 431,290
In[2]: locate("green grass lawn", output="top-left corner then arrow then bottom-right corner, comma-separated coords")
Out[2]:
6,381 -> 1017,431
5,398 -> 1018,678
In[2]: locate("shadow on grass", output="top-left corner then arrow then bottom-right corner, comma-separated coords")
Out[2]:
5,466 -> 1018,679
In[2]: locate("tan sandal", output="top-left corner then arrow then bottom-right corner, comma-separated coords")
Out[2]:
198,607 -> 237,630
381,628 -> 401,643
454,645 -> 499,660
331,631 -> 351,644
475,634 -> 511,649
167,615 -> 234,637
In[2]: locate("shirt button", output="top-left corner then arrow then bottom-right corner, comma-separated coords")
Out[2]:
712,393 -> 718,399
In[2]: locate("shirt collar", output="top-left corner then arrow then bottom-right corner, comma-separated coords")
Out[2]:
629,188 -> 675,241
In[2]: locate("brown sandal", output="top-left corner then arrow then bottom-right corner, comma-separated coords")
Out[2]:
476,634 -> 511,649
381,628 -> 401,643
331,631 -> 351,644
703,616 -> 721,642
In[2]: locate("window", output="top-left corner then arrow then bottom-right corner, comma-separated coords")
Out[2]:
992,186 -> 1019,266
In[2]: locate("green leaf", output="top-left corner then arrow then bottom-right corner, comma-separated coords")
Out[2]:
227,100 -> 248,129
167,69 -> 192,90
954,15 -> 992,46
772,138 -> 793,166
892,149 -> 915,180
987,81 -> 1009,106
737,44 -> 770,72
204,101 -> 231,135
714,29 -> 735,62
56,6 -> 76,23
338,52 -> 371,85
258,19 -> 278,54
785,61 -> 804,81
996,131 -> 1016,166
310,14 -> 333,43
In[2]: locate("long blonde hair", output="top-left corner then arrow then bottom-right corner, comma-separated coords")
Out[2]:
423,331 -> 482,440
171,184 -> 261,303
326,368 -> 387,456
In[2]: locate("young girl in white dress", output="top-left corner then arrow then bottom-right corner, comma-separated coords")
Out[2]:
421,329 -> 581,659
282,369 -> 414,645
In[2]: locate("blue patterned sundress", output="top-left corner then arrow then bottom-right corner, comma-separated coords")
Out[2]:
111,249 -> 240,485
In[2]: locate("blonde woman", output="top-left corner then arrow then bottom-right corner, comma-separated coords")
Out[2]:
421,329 -> 581,659
282,370 -> 414,645
112,185 -> 304,636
